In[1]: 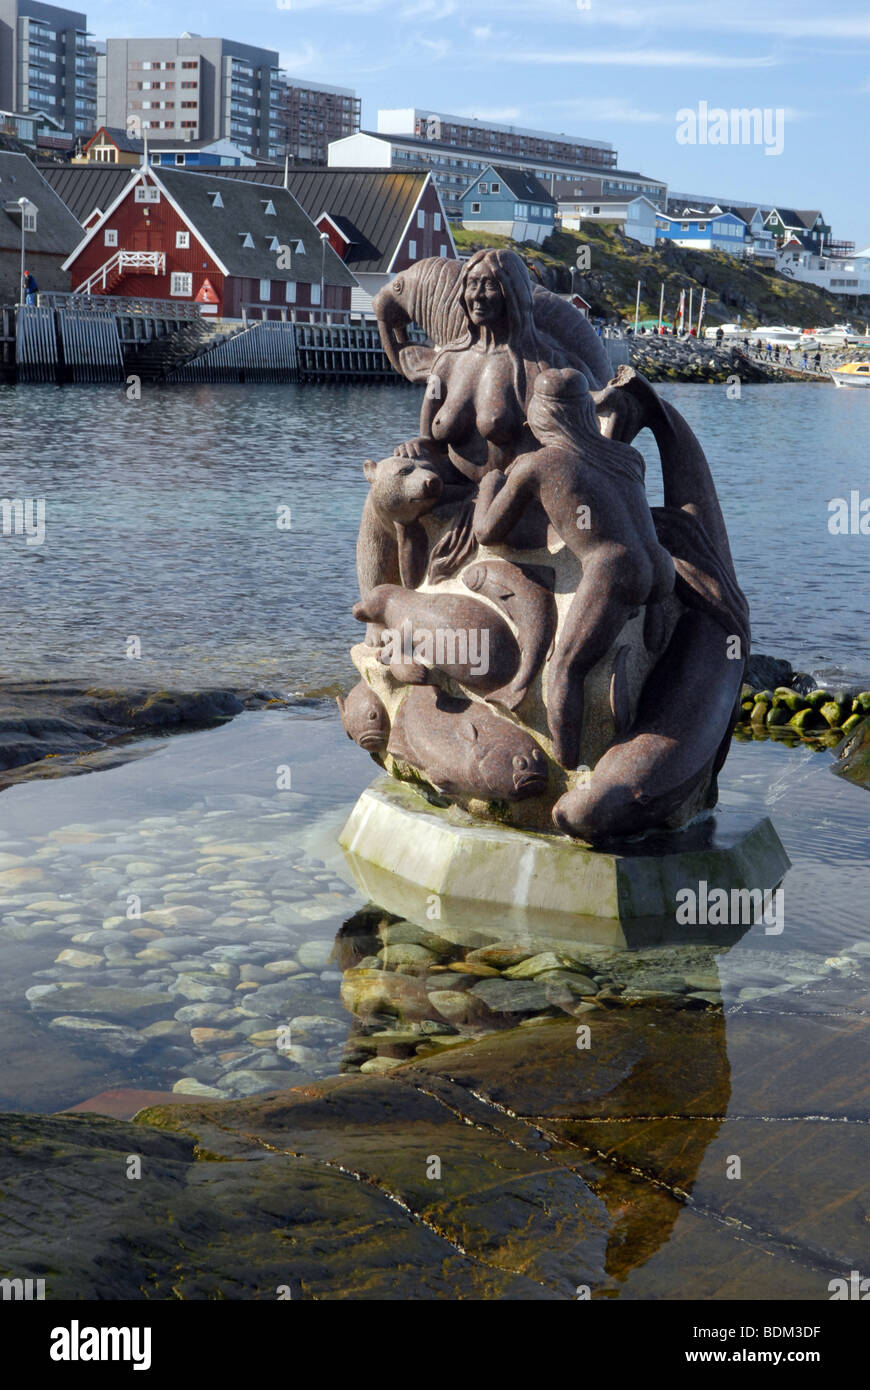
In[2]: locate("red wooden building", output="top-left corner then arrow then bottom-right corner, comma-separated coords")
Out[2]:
62,165 -> 356,318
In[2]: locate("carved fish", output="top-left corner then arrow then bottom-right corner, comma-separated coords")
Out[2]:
388,685 -> 549,801
352,584 -> 520,696
461,559 -> 556,711
336,681 -> 390,753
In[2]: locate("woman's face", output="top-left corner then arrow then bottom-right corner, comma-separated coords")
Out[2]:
464,271 -> 507,329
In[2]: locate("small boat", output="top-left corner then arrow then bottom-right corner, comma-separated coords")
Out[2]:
829,361 -> 870,388
749,325 -> 803,345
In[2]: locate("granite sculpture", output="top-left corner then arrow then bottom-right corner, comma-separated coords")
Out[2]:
341,247 -> 750,845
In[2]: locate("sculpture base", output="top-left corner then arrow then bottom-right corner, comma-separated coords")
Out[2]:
339,776 -> 791,947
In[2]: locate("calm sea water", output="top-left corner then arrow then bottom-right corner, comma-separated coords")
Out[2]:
1,380 -> 867,691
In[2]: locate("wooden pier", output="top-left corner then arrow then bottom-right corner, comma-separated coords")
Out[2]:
1,296 -> 417,386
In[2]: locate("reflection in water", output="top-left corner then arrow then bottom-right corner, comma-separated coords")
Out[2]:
1,706 -> 868,1295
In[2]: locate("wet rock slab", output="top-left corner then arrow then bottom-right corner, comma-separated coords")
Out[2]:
2,1001 -> 866,1299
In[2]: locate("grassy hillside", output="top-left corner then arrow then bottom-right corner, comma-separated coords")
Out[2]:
451,222 -> 869,331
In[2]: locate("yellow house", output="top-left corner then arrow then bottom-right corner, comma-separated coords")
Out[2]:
73,127 -> 142,167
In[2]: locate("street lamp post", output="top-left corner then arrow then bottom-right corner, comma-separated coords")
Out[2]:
18,197 -> 28,305
319,231 -> 330,319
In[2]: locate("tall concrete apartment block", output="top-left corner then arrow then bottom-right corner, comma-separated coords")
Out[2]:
99,34 -> 359,163
378,109 -> 618,173
0,0 -> 98,137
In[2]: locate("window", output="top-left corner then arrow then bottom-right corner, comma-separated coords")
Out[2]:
680,221 -> 690,231
417,209 -> 425,229
285,281 -> 296,303
104,228 -> 118,247
479,182 -> 488,194
698,222 -> 707,232
259,278 -> 272,301
170,272 -> 192,296
408,240 -> 417,258
176,230 -> 190,249
439,244 -> 448,258
490,182 -> 500,194
470,201 -> 481,214
135,185 -> 160,203
433,212 -> 442,231
310,283 -> 322,306
175,153 -> 186,165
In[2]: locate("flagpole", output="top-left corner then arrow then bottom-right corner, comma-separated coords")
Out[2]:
634,279 -> 641,335
697,289 -> 706,336
688,287 -> 694,336
658,283 -> 664,334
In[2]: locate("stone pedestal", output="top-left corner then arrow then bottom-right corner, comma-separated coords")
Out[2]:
339,776 -> 790,948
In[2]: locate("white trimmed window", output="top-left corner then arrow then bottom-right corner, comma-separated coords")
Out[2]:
176,230 -> 190,249
408,239 -> 417,258
470,201 -> 481,214
490,182 -> 500,194
439,244 -> 448,258
134,185 -> 160,203
259,278 -> 271,301
285,281 -> 297,303
104,228 -> 118,247
170,272 -> 192,296
310,284 -> 322,306
417,209 -> 425,229
433,212 -> 442,231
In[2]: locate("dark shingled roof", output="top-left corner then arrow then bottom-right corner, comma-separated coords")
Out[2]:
149,167 -> 356,284
0,152 -> 84,255
38,164 -> 132,224
183,165 -> 436,274
461,164 -> 555,206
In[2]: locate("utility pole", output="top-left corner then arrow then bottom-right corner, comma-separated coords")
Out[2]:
319,231 -> 330,317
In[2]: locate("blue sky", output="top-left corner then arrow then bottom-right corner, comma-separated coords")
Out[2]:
87,0 -> 870,247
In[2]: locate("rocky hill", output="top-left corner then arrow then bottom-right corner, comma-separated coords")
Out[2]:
451,222 -> 869,331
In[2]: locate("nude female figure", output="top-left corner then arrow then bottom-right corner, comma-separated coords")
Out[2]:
390,248 -> 606,489
473,367 -> 675,769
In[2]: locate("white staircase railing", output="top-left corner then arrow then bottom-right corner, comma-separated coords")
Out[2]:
74,250 -> 166,296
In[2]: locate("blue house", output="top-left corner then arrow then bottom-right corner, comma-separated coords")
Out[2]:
460,164 -> 555,246
655,209 -> 748,257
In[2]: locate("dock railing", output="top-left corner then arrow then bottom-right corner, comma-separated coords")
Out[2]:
37,292 -> 202,320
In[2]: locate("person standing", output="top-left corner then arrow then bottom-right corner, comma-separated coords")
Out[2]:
23,269 -> 38,305
814,351 -> 822,372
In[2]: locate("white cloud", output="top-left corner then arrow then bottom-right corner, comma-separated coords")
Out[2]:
400,0 -> 457,20
491,0 -> 870,40
417,36 -> 451,60
452,105 -> 522,122
503,48 -> 780,68
546,97 -> 670,124
473,25 -> 493,40
279,42 -> 318,73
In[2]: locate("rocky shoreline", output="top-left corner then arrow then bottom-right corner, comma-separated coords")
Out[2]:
0,682 -> 289,789
1,654 -> 868,794
626,334 -> 868,384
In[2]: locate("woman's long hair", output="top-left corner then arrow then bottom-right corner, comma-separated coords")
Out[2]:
526,368 -> 647,486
